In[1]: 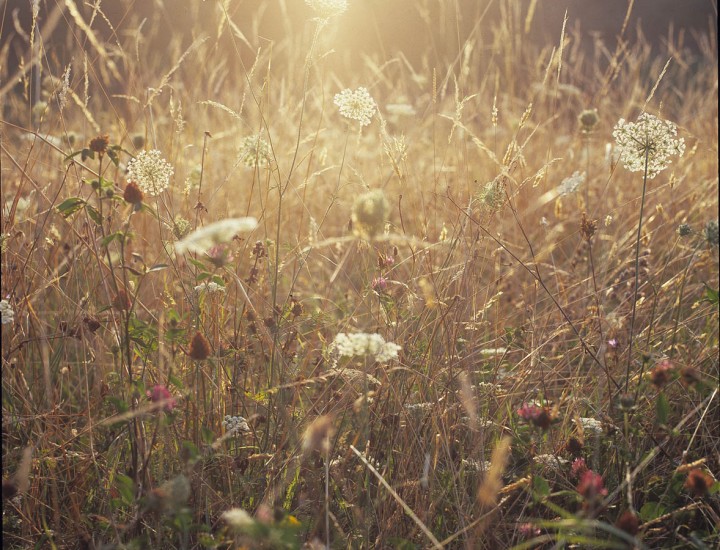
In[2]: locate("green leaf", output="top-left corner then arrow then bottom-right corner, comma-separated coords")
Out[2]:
81,148 -> 94,162
85,204 -> 102,225
57,197 -> 87,218
639,501 -> 666,522
703,283 -> 719,306
533,475 -> 551,500
106,148 -> 119,167
655,391 -> 670,425
100,231 -> 125,247
115,473 -> 135,506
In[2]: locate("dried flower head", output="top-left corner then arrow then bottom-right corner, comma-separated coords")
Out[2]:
188,332 -> 211,360
123,181 -> 144,204
89,135 -> 110,155
580,212 -> 597,242
351,189 -> 389,240
615,510 -> 640,535
649,359 -> 675,388
684,468 -> 715,497
612,113 -> 685,179
238,135 -> 272,168
517,403 -> 554,431
126,149 -> 174,196
565,437 -> 584,457
112,290 -> 132,311
677,223 -> 692,237
305,0 -> 348,19
334,87 -> 377,126
146,385 -> 176,412
0,299 -> 15,325
578,108 -> 600,133
175,217 -> 257,255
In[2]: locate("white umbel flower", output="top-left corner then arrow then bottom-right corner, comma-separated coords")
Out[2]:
332,332 -> 401,362
175,218 -> 257,255
126,149 -> 174,196
334,87 -> 377,126
558,171 -> 585,195
612,113 -> 685,179
0,299 -> 15,324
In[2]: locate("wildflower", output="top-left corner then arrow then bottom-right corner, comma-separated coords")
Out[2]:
704,219 -> 719,247
371,276 -> 388,292
533,454 -> 568,470
577,470 -> 608,500
172,216 -> 192,240
684,468 -> 715,497
205,243 -> 234,268
126,149 -> 174,196
518,523 -> 542,539
222,415 -> 250,434
146,385 -> 176,412
607,338 -> 619,349
578,108 -> 599,134
580,212 -> 597,242
649,358 -> 675,388
305,0 -> 347,19
576,417 -> 604,436
88,135 -> 109,156
188,332 -> 211,360
123,181 -> 144,205
238,135 -> 272,168
222,507 -> 255,529
615,510 -> 640,536
351,189 -> 389,240
517,403 -> 554,431
612,113 -> 685,179
194,281 -> 226,294
558,171 -> 585,195
0,300 -> 15,324
332,332 -> 401,362
334,87 -> 376,127
571,458 -> 589,479
175,217 -> 257,255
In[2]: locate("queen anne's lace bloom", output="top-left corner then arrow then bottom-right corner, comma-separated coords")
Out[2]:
612,113 -> 685,179
305,0 -> 348,19
334,87 -> 376,126
332,332 -> 401,362
0,299 -> 15,324
238,135 -> 272,168
126,149 -> 174,196
175,218 -> 258,255
558,171 -> 585,195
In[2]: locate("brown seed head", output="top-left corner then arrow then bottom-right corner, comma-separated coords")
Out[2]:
581,212 -> 597,242
685,468 -> 715,497
188,331 -> 211,361
123,181 -> 144,204
89,134 -> 110,155
615,510 -> 640,535
112,290 -> 132,311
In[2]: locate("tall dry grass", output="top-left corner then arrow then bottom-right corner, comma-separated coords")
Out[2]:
1,1 -> 718,548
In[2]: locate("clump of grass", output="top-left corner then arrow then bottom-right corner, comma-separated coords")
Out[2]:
1,1 -> 718,549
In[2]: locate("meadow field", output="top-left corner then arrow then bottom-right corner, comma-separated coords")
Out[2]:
1,1 -> 718,548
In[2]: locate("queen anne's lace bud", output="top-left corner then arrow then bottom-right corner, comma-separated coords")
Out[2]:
334,87 -> 376,127
612,113 -> 685,179
126,149 -> 174,196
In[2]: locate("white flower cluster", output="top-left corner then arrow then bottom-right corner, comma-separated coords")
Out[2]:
404,402 -> 434,413
558,171 -> 585,195
222,507 -> 254,529
533,454 -> 569,470
575,417 -> 604,436
222,415 -> 250,434
126,149 -> 174,196
238,135 -> 272,168
305,0 -> 348,19
194,281 -> 226,294
332,332 -> 401,363
461,458 -> 492,472
612,113 -> 685,179
334,87 -> 377,127
175,217 -> 257,255
0,299 -> 15,324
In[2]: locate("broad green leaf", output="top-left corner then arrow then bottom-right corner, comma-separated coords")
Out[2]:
57,197 -> 87,218
655,392 -> 670,425
85,204 -> 102,225
533,475 -> 551,499
639,501 -> 666,521
115,473 -> 135,505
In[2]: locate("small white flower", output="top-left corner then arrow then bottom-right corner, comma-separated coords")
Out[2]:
332,332 -> 400,362
533,454 -> 569,470
575,417 -> 604,436
175,218 -> 257,255
222,415 -> 250,434
305,0 -> 348,19
238,135 -> 272,168
612,113 -> 685,179
0,299 -> 15,324
126,150 -> 174,196
462,458 -> 492,472
558,171 -> 586,196
334,87 -> 377,127
221,507 -> 255,529
194,281 -> 226,294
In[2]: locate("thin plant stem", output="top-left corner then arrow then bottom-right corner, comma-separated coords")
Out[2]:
624,147 -> 651,392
